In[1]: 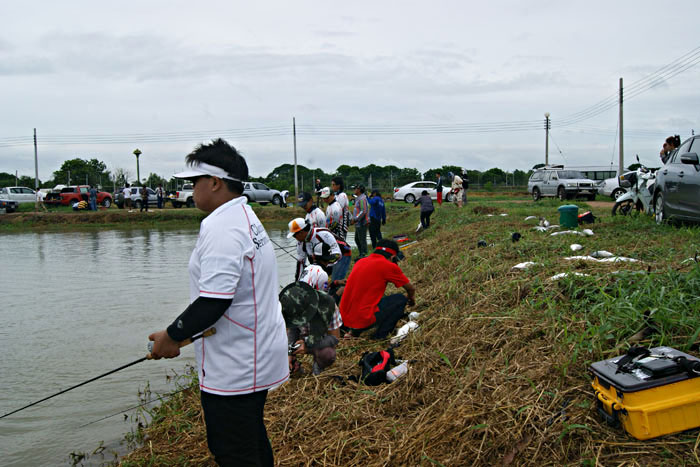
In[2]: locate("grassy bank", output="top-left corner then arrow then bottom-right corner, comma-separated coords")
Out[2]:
0,203 -> 303,232
111,196 -> 699,465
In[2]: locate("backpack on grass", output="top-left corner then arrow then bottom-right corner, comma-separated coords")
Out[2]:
359,348 -> 397,385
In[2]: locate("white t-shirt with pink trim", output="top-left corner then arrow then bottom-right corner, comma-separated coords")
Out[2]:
188,196 -> 289,395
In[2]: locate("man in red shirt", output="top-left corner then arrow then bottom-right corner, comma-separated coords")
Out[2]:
339,239 -> 416,339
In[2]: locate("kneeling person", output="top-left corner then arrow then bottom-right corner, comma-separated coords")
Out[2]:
339,239 -> 416,339
280,279 -> 340,375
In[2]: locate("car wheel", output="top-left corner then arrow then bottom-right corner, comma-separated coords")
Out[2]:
102,198 -> 112,208
6,207 -> 16,213
655,193 -> 666,224
557,187 -> 566,201
272,195 -> 281,205
186,198 -> 194,208
172,201 -> 181,208
445,193 -> 454,202
611,188 -> 625,200
532,188 -> 541,201
586,194 -> 596,201
612,200 -> 635,216
259,202 -> 268,206
244,195 -> 251,203
134,200 -> 142,210
404,194 -> 415,204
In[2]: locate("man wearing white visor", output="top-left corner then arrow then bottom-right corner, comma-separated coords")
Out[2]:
148,138 -> 288,466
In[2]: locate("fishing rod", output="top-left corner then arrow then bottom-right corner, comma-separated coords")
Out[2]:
269,236 -> 298,261
0,328 -> 216,420
78,387 -> 189,428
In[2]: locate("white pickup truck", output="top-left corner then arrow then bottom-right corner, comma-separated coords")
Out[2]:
170,184 -> 194,208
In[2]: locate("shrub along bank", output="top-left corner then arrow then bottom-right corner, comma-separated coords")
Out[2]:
113,198 -> 700,465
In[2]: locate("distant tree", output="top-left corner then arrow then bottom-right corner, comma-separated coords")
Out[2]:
51,158 -> 111,187
111,167 -> 132,187
144,172 -> 168,188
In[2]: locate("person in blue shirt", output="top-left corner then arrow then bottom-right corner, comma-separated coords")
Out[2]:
368,190 -> 386,249
88,185 -> 97,211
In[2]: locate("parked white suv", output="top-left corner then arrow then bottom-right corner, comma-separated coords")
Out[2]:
528,166 -> 598,201
0,186 -> 37,203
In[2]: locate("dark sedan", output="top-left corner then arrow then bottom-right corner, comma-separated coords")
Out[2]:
654,134 -> 700,224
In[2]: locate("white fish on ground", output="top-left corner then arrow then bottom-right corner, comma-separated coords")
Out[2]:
408,311 -> 420,321
590,250 -> 614,258
416,222 -> 423,233
534,225 -> 560,232
582,229 -> 594,236
598,256 -> 640,263
610,270 -> 647,275
681,257 -> 698,264
486,214 -> 494,217
524,215 -> 537,221
511,261 -> 541,271
564,256 -> 640,263
551,230 -> 585,237
500,213 -> 508,216
549,272 -> 590,280
570,244 -> 583,251
390,321 -> 419,345
539,217 -> 550,227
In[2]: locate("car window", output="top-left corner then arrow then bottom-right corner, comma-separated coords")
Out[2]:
10,188 -> 21,193
244,183 -> 251,190
546,172 -> 556,181
148,188 -> 155,195
24,188 -> 35,194
529,172 -> 543,181
671,140 -> 693,164
253,183 -> 269,190
131,188 -> 138,194
556,171 -> 584,179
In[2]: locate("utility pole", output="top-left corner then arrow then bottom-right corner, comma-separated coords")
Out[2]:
68,170 -> 71,185
133,149 -> 142,186
293,117 -> 298,202
618,78 -> 624,177
33,128 -> 39,210
544,112 -> 551,165
15,170 -> 18,186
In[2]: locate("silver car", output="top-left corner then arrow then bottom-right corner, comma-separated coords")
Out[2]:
243,182 -> 282,205
0,186 -> 37,203
393,181 -> 453,204
528,167 -> 598,201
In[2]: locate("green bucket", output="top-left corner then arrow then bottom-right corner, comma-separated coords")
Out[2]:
558,204 -> 579,228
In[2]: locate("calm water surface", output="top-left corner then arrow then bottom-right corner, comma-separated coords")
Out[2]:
0,227 -> 313,466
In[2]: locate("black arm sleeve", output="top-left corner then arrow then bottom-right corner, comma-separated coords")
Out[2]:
166,296 -> 232,342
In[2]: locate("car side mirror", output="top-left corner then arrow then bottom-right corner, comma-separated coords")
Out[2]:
680,153 -> 699,165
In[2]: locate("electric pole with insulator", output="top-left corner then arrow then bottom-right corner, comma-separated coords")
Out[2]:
544,112 -> 551,165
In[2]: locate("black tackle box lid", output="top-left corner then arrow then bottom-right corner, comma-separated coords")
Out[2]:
590,347 -> 700,392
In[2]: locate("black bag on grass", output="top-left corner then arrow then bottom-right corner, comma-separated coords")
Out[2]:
578,211 -> 596,224
359,348 -> 397,385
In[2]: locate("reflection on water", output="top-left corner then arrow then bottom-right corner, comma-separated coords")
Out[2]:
0,227 -> 305,466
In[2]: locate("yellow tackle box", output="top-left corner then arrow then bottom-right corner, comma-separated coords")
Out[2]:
590,346 -> 700,440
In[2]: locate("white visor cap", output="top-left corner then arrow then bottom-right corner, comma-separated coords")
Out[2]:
173,162 -> 241,182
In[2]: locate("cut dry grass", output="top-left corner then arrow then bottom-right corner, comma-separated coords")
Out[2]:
119,198 -> 700,466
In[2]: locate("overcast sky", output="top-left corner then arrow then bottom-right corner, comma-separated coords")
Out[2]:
1,0 -> 699,183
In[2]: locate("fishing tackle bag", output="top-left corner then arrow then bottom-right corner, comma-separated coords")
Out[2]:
359,348 -> 397,385
578,211 -> 596,224
590,346 -> 700,440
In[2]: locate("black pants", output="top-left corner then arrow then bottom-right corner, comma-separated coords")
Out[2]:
200,390 -> 273,467
420,210 -> 433,228
344,294 -> 408,339
369,217 -> 383,249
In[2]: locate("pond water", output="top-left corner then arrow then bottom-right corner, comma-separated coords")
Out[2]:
0,226 -> 350,466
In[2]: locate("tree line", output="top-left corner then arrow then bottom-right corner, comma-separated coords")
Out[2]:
1,158 -> 534,193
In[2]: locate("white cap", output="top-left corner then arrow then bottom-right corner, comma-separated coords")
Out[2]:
173,162 -> 241,182
287,217 -> 308,238
320,187 -> 331,199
